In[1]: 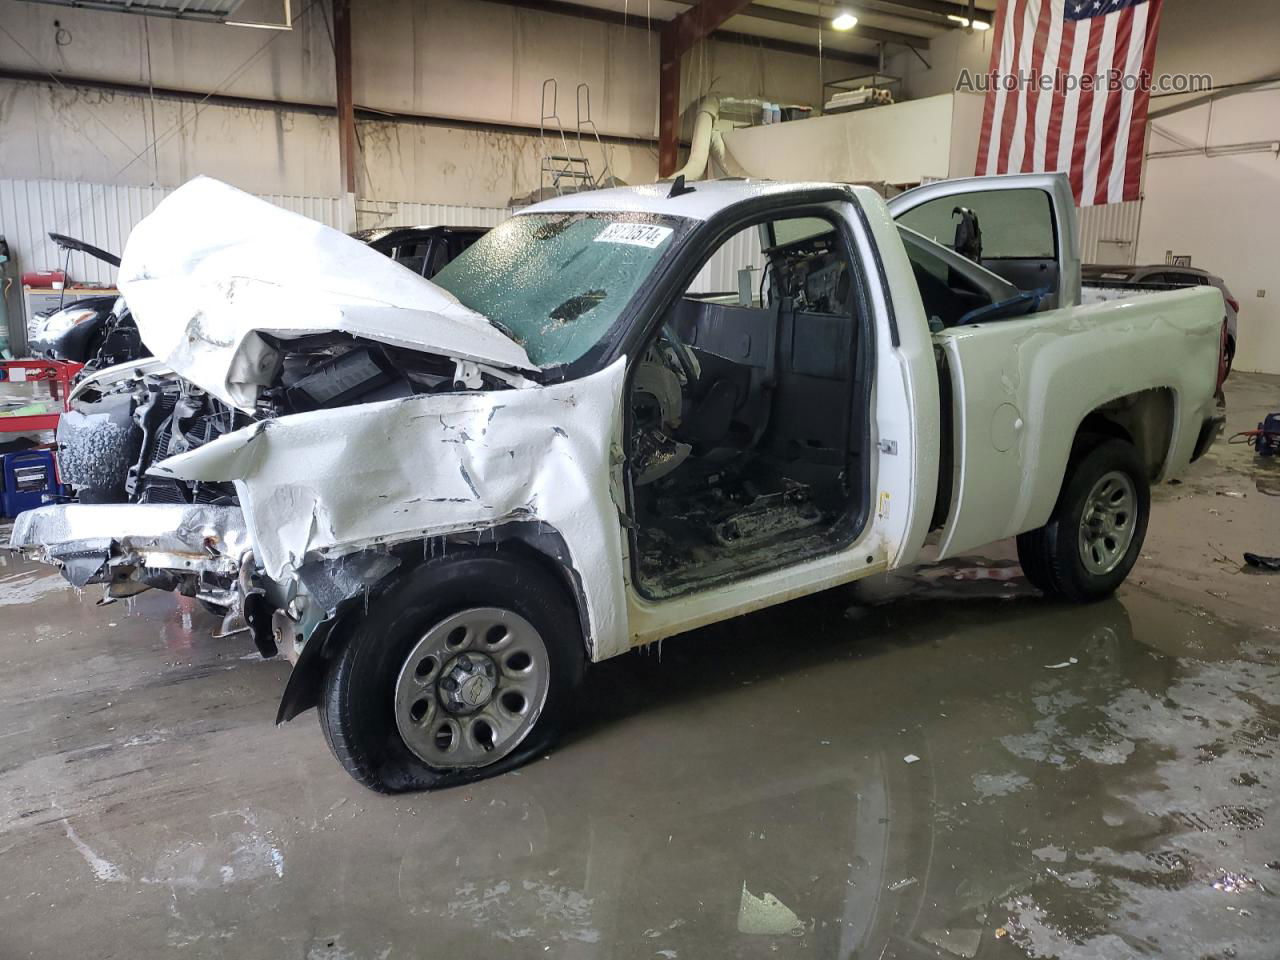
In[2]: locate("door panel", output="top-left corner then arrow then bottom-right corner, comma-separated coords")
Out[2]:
932,326 -> 1030,558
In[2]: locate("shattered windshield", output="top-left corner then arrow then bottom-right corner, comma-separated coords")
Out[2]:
431,212 -> 684,367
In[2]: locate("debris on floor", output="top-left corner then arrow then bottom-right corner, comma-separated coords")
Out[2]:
1244,552 -> 1280,571
1044,657 -> 1079,669
922,926 -> 983,958
1211,871 -> 1261,894
737,883 -> 805,936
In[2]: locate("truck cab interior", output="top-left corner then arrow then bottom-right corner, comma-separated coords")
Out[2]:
898,225 -> 1047,330
626,214 -> 871,599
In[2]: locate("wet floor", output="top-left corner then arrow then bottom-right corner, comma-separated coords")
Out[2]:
1,375 -> 1278,959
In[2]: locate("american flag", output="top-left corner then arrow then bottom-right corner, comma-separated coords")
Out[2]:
975,0 -> 1166,206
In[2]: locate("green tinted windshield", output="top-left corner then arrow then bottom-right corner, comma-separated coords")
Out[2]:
431,213 -> 681,367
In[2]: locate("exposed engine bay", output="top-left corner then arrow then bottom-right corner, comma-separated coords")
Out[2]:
48,335 -> 517,619
628,224 -> 866,598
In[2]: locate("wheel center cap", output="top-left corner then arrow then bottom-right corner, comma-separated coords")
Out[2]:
459,674 -> 494,707
439,652 -> 499,714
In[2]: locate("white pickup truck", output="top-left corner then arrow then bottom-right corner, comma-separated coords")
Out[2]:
11,173 -> 1227,792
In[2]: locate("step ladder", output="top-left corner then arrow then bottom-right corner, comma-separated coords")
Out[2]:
539,80 -> 618,197
575,83 -> 617,190
540,79 -> 594,197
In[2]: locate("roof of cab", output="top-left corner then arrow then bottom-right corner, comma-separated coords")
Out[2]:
521,179 -> 857,222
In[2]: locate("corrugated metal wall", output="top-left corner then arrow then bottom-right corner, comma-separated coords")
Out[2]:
359,201 -> 511,231
689,226 -> 767,295
258,194 -> 346,231
1078,200 -> 1143,266
0,179 -> 170,286
0,179 -> 505,287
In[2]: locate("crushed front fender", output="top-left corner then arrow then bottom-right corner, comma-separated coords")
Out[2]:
150,358 -> 631,660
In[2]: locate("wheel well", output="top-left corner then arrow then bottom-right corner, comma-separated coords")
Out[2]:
479,527 -> 594,658
1075,387 -> 1176,481
277,527 -> 593,725
387,526 -> 592,658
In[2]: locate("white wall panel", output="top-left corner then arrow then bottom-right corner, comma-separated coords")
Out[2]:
258,194 -> 346,230
1137,87 -> 1280,375
688,224 -> 766,296
361,202 -> 511,231
0,179 -> 168,285
1078,201 -> 1143,266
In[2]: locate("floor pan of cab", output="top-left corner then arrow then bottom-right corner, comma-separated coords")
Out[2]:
635,479 -> 839,599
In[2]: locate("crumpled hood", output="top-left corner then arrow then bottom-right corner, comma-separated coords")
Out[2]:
118,177 -> 534,412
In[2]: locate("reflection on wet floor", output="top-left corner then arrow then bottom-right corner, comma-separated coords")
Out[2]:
2,374 -> 1279,959
1,540 -> 1277,960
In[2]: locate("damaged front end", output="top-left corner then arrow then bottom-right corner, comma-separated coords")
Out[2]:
10,178 -> 628,718
9,324 -> 539,659
10,360 -> 251,600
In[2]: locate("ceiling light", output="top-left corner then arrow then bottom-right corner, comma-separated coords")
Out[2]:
831,11 -> 858,30
947,14 -> 991,30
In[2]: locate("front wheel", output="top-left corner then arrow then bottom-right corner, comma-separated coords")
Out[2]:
318,550 -> 585,792
1016,438 -> 1150,602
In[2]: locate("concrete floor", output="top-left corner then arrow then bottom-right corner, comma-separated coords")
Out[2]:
1,376 -> 1278,960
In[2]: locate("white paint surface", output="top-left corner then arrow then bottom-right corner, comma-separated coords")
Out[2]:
154,359 -> 630,659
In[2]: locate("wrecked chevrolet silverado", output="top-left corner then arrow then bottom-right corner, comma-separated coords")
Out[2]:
10,174 -> 1227,792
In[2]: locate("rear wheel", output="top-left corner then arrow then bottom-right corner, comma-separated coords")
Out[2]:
1016,439 -> 1150,602
318,550 -> 585,792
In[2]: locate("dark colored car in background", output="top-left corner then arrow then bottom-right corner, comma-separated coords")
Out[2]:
30,225 -> 490,368
1083,263 -> 1241,373
350,225 -> 488,278
26,234 -> 140,369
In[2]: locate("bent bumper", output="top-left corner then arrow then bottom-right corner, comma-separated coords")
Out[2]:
9,503 -> 250,587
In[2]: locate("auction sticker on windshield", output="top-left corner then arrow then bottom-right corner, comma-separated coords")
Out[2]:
593,223 -> 674,248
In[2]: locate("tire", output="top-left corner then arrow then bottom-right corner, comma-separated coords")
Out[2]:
1016,526 -> 1053,593
1016,438 -> 1150,603
317,549 -> 585,793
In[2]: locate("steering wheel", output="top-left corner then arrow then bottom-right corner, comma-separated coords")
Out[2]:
659,323 -> 700,387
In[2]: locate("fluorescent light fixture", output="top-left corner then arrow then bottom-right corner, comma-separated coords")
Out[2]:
224,20 -> 292,29
227,0 -> 293,30
831,11 -> 858,30
947,14 -> 991,29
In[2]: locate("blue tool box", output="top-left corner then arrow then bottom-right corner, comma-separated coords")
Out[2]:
1,449 -> 63,518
